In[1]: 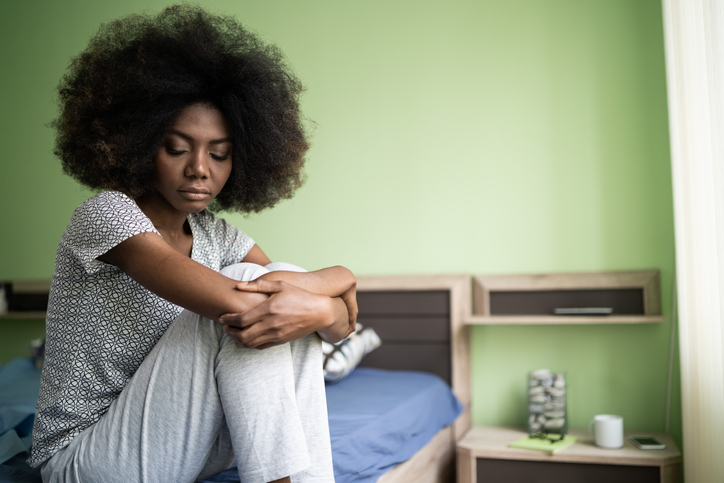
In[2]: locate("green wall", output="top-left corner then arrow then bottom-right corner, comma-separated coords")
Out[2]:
0,0 -> 680,448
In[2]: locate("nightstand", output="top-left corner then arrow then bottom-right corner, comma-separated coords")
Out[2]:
457,426 -> 681,483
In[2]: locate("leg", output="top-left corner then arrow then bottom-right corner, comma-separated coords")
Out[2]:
216,263 -> 334,483
42,309 -> 235,483
286,333 -> 334,482
263,263 -> 334,482
42,263 -> 329,483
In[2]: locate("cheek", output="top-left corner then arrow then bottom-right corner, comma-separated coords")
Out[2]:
154,157 -> 178,185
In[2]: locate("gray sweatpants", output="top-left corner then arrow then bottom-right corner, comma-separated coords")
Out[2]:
41,262 -> 334,483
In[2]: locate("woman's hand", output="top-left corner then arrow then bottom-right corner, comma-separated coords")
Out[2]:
239,264 -> 358,342
338,282 -> 358,337
218,279 -> 336,349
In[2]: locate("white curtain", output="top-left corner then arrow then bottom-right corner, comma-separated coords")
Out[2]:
662,0 -> 724,481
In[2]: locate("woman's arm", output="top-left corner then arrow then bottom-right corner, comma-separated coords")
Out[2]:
241,245 -> 355,298
247,269 -> 357,343
97,232 -> 339,346
219,245 -> 358,346
221,278 -> 353,347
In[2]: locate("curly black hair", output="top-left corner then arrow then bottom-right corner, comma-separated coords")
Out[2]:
52,5 -> 308,212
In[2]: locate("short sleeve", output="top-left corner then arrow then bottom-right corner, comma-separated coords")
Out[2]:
214,216 -> 254,268
220,218 -> 254,268
60,191 -> 159,274
187,211 -> 254,270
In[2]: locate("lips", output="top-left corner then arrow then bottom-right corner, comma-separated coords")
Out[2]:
178,187 -> 211,201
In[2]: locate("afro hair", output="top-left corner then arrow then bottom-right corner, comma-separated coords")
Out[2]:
52,5 -> 309,212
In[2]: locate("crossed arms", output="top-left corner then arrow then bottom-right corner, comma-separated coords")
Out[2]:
98,232 -> 357,349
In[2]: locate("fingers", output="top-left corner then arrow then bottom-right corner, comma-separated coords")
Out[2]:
234,278 -> 285,294
341,290 -> 359,324
223,323 -> 261,348
218,312 -> 241,327
219,311 -> 263,330
218,288 -> 288,329
220,282 -> 324,348
222,320 -> 284,349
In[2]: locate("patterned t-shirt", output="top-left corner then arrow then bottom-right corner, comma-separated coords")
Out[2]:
28,191 -> 254,467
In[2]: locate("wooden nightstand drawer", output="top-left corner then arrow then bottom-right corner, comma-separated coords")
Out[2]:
475,458 -> 660,483
457,426 -> 682,483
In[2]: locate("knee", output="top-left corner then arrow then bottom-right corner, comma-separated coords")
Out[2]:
264,262 -> 307,273
219,261 -> 307,282
220,262 -> 270,282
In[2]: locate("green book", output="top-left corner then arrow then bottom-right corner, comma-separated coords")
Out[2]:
508,435 -> 578,455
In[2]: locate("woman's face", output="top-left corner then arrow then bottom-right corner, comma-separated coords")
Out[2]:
153,103 -> 233,214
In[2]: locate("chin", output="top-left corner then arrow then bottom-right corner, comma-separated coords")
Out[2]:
174,199 -> 212,214
186,203 -> 211,213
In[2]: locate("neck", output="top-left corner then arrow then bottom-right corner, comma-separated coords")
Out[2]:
135,192 -> 189,235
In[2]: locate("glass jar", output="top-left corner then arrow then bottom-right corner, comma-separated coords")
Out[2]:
527,369 -> 567,435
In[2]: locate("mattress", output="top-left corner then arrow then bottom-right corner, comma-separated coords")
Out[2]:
325,367 -> 463,483
0,358 -> 42,482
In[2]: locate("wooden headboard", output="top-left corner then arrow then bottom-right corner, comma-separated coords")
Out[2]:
355,275 -> 472,441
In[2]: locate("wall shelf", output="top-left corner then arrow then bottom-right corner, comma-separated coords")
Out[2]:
464,314 -> 666,325
465,270 -> 665,325
1,279 -> 50,321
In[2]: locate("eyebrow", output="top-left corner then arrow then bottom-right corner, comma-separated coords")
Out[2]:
169,130 -> 233,145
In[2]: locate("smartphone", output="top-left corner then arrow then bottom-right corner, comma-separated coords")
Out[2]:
629,435 -> 666,450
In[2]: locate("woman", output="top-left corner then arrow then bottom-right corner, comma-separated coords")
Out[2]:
29,6 -> 355,483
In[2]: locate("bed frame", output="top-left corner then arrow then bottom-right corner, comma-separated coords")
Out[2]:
355,275 -> 472,483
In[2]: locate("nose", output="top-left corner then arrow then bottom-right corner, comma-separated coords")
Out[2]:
185,150 -> 210,179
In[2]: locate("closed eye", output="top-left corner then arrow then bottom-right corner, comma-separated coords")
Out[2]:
211,153 -> 230,161
165,148 -> 187,155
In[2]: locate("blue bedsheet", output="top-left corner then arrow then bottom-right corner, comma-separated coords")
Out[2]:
325,367 -> 463,483
0,358 -> 42,482
0,361 -> 462,483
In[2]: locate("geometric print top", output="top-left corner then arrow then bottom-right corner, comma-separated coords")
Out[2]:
28,191 -> 254,467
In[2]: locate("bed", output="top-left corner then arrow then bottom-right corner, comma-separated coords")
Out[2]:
348,274 -> 471,483
0,274 -> 472,482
